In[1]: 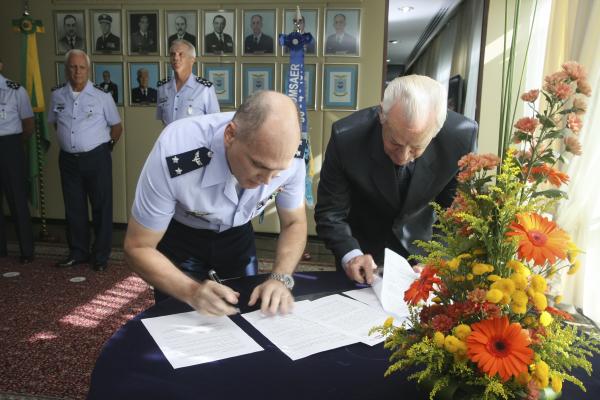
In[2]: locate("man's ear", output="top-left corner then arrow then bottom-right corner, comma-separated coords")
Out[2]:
223,122 -> 236,146
378,103 -> 385,124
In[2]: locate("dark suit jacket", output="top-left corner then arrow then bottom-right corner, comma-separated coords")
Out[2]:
58,35 -> 85,53
204,32 -> 234,53
325,33 -> 357,54
244,34 -> 274,53
314,107 -> 478,267
131,31 -> 157,53
99,81 -> 118,103
168,32 -> 197,49
131,87 -> 157,104
95,33 -> 121,52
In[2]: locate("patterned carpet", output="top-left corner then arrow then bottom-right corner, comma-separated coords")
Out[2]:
0,242 -> 334,400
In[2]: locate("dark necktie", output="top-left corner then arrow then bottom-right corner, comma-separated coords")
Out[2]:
396,163 -> 412,207
254,37 -> 259,45
70,38 -> 75,48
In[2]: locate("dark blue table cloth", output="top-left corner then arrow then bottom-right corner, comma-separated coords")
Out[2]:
87,271 -> 600,400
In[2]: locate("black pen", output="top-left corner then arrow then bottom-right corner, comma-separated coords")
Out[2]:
207,269 -> 240,313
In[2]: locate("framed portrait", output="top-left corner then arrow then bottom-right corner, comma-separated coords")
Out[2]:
54,11 -> 86,55
128,62 -> 160,106
165,62 -> 199,79
203,63 -> 236,108
55,62 -> 66,86
242,64 -> 274,101
283,8 -> 318,55
242,10 -> 276,55
93,63 -> 124,106
166,11 -> 198,53
203,10 -> 235,56
91,10 -> 122,54
282,64 -> 317,110
323,64 -> 358,110
324,9 -> 361,56
128,11 -> 159,55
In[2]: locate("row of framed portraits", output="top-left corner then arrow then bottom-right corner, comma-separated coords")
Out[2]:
53,8 -> 361,57
55,61 -> 359,110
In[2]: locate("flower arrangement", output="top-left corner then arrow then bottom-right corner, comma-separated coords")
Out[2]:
372,62 -> 600,400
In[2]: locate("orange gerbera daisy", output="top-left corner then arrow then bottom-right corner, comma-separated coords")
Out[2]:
507,213 -> 570,265
529,164 -> 569,187
467,316 -> 533,381
404,265 -> 441,305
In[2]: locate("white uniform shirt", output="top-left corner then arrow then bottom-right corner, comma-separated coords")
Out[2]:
48,81 -> 121,153
0,74 -> 34,136
132,112 -> 305,233
156,74 -> 220,125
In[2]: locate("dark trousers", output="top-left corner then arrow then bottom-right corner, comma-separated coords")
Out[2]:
155,219 -> 258,303
0,134 -> 34,257
58,144 -> 112,263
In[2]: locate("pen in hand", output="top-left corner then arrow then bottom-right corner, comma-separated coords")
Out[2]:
207,269 -> 240,313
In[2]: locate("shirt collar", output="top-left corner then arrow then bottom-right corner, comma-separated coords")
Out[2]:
201,114 -> 234,188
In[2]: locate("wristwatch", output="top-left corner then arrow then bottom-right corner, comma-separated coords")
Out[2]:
269,273 -> 295,290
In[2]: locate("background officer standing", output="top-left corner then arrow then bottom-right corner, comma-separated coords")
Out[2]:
157,39 -> 219,126
48,50 -> 122,271
0,59 -> 35,263
125,91 -> 307,316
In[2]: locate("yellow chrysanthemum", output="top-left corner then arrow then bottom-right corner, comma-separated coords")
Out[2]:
540,311 -> 554,326
433,331 -> 445,347
383,317 -> 394,328
530,275 -> 547,293
473,248 -> 486,256
491,278 -> 516,303
551,374 -> 563,393
487,274 -> 501,282
566,241 -> 582,263
512,290 -> 528,306
534,360 -> 550,387
507,259 -> 525,271
511,273 -> 528,290
554,295 -> 563,305
454,324 -> 472,341
486,289 -> 504,304
512,304 -> 527,314
444,335 -> 463,353
523,316 -> 535,326
472,263 -> 494,275
466,273 -> 474,280
447,258 -> 460,271
568,259 -> 581,275
533,292 -> 548,311
457,253 -> 472,260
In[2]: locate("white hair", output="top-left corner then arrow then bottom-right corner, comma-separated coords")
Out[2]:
169,39 -> 196,58
381,75 -> 447,138
64,49 -> 90,69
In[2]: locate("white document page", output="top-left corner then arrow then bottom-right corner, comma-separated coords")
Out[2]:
298,294 -> 390,346
241,301 -> 359,360
142,311 -> 263,369
343,285 -> 385,311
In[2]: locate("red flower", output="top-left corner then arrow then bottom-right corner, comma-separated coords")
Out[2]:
546,306 -> 574,321
521,89 -> 540,102
514,117 -> 539,134
431,314 -> 454,333
529,164 -> 569,187
404,266 -> 441,305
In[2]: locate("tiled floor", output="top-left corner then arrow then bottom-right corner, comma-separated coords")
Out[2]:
3,219 -> 336,265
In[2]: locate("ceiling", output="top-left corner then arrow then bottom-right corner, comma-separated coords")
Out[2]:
387,0 -> 463,67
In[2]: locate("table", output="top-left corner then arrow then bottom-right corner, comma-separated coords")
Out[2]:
87,271 -> 600,399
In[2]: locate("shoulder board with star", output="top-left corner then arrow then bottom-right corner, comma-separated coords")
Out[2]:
6,80 -> 21,90
51,83 -> 66,92
157,77 -> 172,87
166,147 -> 213,178
93,83 -> 108,92
295,138 -> 308,159
196,76 -> 213,87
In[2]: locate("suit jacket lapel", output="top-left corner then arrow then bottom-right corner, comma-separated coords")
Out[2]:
369,123 -> 399,210
400,141 -> 436,216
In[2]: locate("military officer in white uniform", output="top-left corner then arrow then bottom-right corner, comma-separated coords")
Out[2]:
0,60 -> 35,263
125,91 -> 307,316
156,39 -> 219,126
48,49 -> 123,271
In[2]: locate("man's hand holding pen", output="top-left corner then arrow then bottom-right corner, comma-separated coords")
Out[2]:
189,269 -> 240,316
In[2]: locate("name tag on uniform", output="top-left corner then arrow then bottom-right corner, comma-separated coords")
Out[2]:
55,103 -> 65,112
159,97 -> 168,104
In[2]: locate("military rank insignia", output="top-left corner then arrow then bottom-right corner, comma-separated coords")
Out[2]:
166,147 -> 213,178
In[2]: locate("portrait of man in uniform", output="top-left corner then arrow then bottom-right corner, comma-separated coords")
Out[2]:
284,9 -> 318,54
203,11 -> 235,55
324,9 -> 361,56
92,11 -> 121,54
166,12 -> 198,52
93,62 -> 123,105
129,12 -> 158,55
129,63 -> 159,105
55,11 -> 86,55
243,11 -> 275,55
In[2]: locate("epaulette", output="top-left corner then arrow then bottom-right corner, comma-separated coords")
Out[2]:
294,138 -> 308,159
51,83 -> 66,92
166,147 -> 213,178
94,83 -> 108,92
196,76 -> 213,87
6,80 -> 21,90
157,77 -> 172,87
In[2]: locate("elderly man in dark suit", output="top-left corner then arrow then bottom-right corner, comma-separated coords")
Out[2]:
58,14 -> 84,53
244,14 -> 274,54
204,15 -> 233,54
325,13 -> 357,54
315,75 -> 478,284
131,68 -> 157,104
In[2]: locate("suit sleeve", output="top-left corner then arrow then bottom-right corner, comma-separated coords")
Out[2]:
314,130 -> 361,261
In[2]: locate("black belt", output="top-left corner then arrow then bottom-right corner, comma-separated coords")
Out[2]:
61,142 -> 109,157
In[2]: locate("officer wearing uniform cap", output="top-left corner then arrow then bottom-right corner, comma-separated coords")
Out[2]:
0,60 -> 35,264
95,14 -> 121,52
157,39 -> 219,126
48,49 -> 123,271
125,91 -> 307,316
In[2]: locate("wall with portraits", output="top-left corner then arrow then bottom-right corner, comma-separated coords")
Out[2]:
0,0 -> 386,235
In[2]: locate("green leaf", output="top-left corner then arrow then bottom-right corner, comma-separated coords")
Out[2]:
532,189 -> 567,199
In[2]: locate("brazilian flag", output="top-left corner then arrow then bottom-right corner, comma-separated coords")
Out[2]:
12,14 -> 51,209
